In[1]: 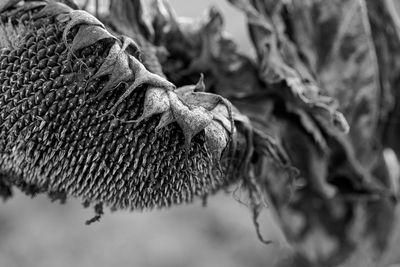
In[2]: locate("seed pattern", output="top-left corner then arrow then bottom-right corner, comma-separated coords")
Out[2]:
0,1 -> 235,210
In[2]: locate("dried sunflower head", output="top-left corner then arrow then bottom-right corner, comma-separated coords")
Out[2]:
0,0 -> 261,212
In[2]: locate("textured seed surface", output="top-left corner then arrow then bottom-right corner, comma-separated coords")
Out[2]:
0,2 -> 234,210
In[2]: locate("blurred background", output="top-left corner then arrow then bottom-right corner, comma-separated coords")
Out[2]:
0,190 -> 289,267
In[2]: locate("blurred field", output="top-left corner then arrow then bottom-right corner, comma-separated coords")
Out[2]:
0,190 -> 290,267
